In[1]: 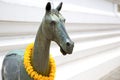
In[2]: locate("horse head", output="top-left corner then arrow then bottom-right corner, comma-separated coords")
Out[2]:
41,2 -> 74,55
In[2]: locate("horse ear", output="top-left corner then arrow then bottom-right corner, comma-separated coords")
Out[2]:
56,2 -> 63,11
46,2 -> 51,11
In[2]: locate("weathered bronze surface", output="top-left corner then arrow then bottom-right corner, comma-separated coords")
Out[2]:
2,2 -> 74,80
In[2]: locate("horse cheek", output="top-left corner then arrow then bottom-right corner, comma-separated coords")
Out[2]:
43,26 -> 53,40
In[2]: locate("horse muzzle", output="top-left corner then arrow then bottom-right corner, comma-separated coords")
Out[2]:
60,41 -> 74,55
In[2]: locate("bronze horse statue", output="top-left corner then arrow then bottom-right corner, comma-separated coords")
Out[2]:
2,2 -> 74,80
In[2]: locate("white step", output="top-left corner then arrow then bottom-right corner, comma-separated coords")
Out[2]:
55,46 -> 120,80
0,38 -> 120,80
0,30 -> 120,52
0,33 -> 120,64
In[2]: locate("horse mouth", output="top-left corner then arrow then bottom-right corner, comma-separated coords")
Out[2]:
60,46 -> 72,55
60,46 -> 67,55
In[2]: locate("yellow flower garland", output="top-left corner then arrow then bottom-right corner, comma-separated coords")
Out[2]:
24,43 -> 56,80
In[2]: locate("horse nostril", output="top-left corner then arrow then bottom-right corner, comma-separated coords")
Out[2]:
66,42 -> 70,46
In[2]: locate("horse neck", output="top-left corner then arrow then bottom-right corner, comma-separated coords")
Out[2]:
31,25 -> 51,76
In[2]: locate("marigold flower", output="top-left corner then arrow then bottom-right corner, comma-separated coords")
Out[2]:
24,43 -> 56,80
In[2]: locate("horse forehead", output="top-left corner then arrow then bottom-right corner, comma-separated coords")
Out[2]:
50,10 -> 64,21
50,14 -> 64,22
50,14 -> 59,21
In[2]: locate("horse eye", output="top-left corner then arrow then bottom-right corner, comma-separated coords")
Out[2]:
63,19 -> 66,22
51,21 -> 56,25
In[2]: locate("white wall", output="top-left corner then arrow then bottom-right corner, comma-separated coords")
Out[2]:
0,0 -> 120,23
61,0 -> 114,12
1,0 -> 115,12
